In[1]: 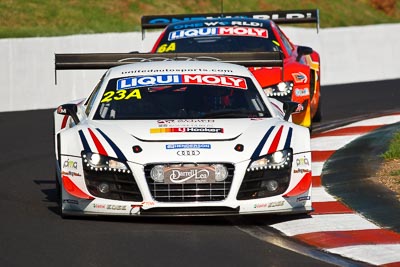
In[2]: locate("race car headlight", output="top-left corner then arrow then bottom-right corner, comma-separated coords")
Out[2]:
247,149 -> 292,171
82,152 -> 130,173
263,82 -> 293,97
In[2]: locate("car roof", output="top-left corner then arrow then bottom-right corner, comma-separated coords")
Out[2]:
105,60 -> 254,80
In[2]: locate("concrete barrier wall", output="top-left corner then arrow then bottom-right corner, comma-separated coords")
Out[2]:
0,24 -> 399,112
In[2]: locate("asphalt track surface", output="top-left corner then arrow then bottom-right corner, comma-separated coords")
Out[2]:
0,79 -> 399,267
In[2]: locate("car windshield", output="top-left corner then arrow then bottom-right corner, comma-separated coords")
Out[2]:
93,74 -> 271,120
155,25 -> 280,53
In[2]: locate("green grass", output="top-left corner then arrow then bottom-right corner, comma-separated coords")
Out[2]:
0,0 -> 399,38
383,131 -> 400,160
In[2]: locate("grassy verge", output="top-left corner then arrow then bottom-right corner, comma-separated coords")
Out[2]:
383,131 -> 400,161
0,0 -> 399,38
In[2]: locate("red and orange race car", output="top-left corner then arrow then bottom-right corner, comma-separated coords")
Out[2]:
142,9 -> 321,129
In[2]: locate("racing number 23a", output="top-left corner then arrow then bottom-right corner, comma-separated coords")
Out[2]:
101,89 -> 142,103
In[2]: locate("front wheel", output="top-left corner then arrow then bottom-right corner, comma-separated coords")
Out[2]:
312,98 -> 322,122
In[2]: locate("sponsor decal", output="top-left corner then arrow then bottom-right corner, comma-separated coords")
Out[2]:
147,11 -> 315,25
57,106 -> 67,114
93,204 -> 106,209
93,204 -> 128,211
294,88 -> 310,97
296,156 -> 310,167
176,150 -> 200,156
157,119 -> 215,128
150,127 -> 223,133
297,196 -> 311,202
63,199 -> 79,205
63,159 -> 78,169
293,168 -> 311,174
141,201 -> 155,206
117,74 -> 247,90
292,72 -> 308,83
295,103 -> 304,112
168,27 -> 268,40
269,201 -> 285,207
254,201 -> 284,209
166,144 -> 211,149
61,171 -> 82,177
172,20 -> 263,29
165,166 -> 215,184
107,204 -> 127,211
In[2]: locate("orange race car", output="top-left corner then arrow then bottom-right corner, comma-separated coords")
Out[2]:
142,9 -> 321,129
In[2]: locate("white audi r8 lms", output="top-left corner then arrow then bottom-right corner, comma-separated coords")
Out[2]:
54,59 -> 312,217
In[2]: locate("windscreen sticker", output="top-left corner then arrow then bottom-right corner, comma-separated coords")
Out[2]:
100,89 -> 142,103
168,27 -> 268,40
156,42 -> 176,53
117,74 -> 247,90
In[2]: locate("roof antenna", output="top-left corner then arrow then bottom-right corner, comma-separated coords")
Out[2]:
220,0 -> 224,17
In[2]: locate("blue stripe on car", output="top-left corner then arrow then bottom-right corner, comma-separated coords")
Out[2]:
78,130 -> 91,152
284,127 -> 293,149
250,126 -> 275,160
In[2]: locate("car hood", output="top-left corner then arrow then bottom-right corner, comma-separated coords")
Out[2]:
74,118 -> 298,164
95,119 -> 250,141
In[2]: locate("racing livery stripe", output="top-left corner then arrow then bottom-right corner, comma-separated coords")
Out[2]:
268,125 -> 284,154
78,130 -> 91,152
62,176 -> 94,200
283,172 -> 311,197
250,126 -> 275,160
284,127 -> 293,149
96,128 -> 127,161
61,115 -> 68,129
88,128 -> 108,156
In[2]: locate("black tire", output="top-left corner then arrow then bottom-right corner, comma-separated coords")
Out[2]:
312,98 -> 322,122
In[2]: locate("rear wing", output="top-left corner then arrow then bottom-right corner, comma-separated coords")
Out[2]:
54,51 -> 284,83
141,9 -> 319,36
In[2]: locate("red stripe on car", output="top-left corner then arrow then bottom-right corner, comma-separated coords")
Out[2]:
283,172 -> 312,197
62,176 -> 94,200
88,128 -> 108,156
268,125 -> 283,154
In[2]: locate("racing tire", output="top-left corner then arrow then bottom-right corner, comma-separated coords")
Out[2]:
312,98 -> 322,122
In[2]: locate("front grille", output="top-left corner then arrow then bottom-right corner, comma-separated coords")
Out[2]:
84,170 -> 143,201
145,163 -> 234,202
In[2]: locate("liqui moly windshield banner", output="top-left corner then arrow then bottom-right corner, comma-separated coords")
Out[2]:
168,27 -> 268,40
117,74 -> 248,90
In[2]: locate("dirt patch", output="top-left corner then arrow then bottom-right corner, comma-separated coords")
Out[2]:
376,159 -> 400,200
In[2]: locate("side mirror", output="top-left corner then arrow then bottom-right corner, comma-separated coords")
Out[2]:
283,101 -> 303,121
57,104 -> 80,124
296,46 -> 313,62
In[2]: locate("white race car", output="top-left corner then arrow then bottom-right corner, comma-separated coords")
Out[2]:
54,53 -> 312,217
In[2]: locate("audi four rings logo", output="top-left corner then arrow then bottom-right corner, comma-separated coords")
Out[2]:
177,150 -> 200,156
